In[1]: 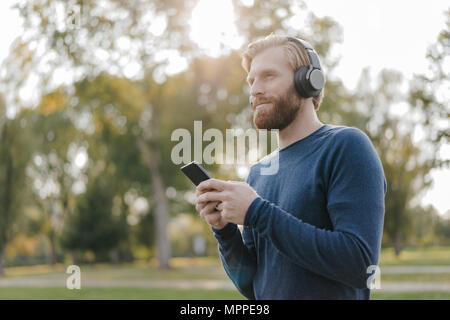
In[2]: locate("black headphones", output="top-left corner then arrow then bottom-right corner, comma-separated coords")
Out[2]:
249,36 -> 325,106
288,37 -> 325,98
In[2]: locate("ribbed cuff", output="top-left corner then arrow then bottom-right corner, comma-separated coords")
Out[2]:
244,196 -> 265,227
211,223 -> 238,241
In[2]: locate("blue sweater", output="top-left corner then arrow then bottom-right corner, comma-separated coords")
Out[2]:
212,124 -> 386,300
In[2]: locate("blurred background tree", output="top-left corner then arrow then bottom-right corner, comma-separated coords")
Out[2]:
0,107 -> 36,274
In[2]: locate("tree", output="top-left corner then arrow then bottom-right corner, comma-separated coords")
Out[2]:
347,8 -> 449,254
24,90 -> 80,266
61,174 -> 126,262
409,205 -> 442,246
0,105 -> 36,274
8,0 -> 206,269
408,8 -> 449,166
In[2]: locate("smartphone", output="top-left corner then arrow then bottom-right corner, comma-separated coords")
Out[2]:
181,161 -> 220,211
180,161 -> 212,186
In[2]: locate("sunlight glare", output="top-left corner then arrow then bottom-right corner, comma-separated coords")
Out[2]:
189,0 -> 244,57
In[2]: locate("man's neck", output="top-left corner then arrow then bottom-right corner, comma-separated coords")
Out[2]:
278,100 -> 323,150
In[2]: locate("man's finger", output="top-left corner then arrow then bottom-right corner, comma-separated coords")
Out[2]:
197,178 -> 229,193
195,202 -> 206,213
196,187 -> 217,197
200,201 -> 219,218
205,212 -> 221,226
197,191 -> 225,204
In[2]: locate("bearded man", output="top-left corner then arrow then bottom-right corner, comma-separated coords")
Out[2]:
194,34 -> 386,300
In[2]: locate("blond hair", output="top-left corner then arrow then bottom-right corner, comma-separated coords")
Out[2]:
241,34 -> 325,111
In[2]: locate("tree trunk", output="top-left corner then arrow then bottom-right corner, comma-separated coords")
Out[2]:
0,122 -> 13,276
70,250 -> 78,265
394,238 -> 402,257
136,78 -> 172,269
48,234 -> 57,266
137,136 -> 171,269
151,160 -> 171,269
0,246 -> 4,276
109,249 -> 119,264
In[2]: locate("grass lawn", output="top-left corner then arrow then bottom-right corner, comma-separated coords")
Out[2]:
370,291 -> 450,300
379,246 -> 450,266
3,257 -> 228,280
0,287 -> 245,300
0,287 -> 449,300
1,246 -> 449,300
380,273 -> 450,282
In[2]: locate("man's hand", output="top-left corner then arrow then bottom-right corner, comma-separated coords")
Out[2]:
195,188 -> 228,230
195,179 -> 259,226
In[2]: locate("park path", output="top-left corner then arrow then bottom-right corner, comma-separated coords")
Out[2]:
380,266 -> 450,274
0,277 -> 236,290
0,265 -> 449,292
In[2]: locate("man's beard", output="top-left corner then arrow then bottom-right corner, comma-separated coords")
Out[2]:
253,87 -> 302,131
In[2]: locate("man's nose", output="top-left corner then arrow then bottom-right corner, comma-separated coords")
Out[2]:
250,81 -> 264,100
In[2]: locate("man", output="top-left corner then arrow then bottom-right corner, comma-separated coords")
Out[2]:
194,34 -> 386,300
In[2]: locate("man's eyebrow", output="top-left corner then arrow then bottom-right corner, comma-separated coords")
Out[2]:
247,68 -> 279,83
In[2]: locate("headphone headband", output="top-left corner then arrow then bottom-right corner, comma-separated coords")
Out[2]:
286,37 -> 322,70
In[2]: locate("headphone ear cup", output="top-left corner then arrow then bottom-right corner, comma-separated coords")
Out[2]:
294,66 -> 311,98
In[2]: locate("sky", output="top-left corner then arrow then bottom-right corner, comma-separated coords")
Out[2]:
302,0 -> 449,90
0,0 -> 448,215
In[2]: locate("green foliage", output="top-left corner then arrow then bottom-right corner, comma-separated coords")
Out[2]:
0,109 -> 37,254
136,209 -> 155,250
408,8 -> 449,153
61,175 -> 126,261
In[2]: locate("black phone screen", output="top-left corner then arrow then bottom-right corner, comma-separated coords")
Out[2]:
180,161 -> 212,186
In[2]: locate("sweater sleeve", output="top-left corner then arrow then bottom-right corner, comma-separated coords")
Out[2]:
212,175 -> 258,300
243,128 -> 386,289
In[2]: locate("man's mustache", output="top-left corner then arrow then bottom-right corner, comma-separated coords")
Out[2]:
253,97 -> 274,109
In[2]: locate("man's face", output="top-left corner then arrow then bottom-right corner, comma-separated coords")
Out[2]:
247,46 -> 302,131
